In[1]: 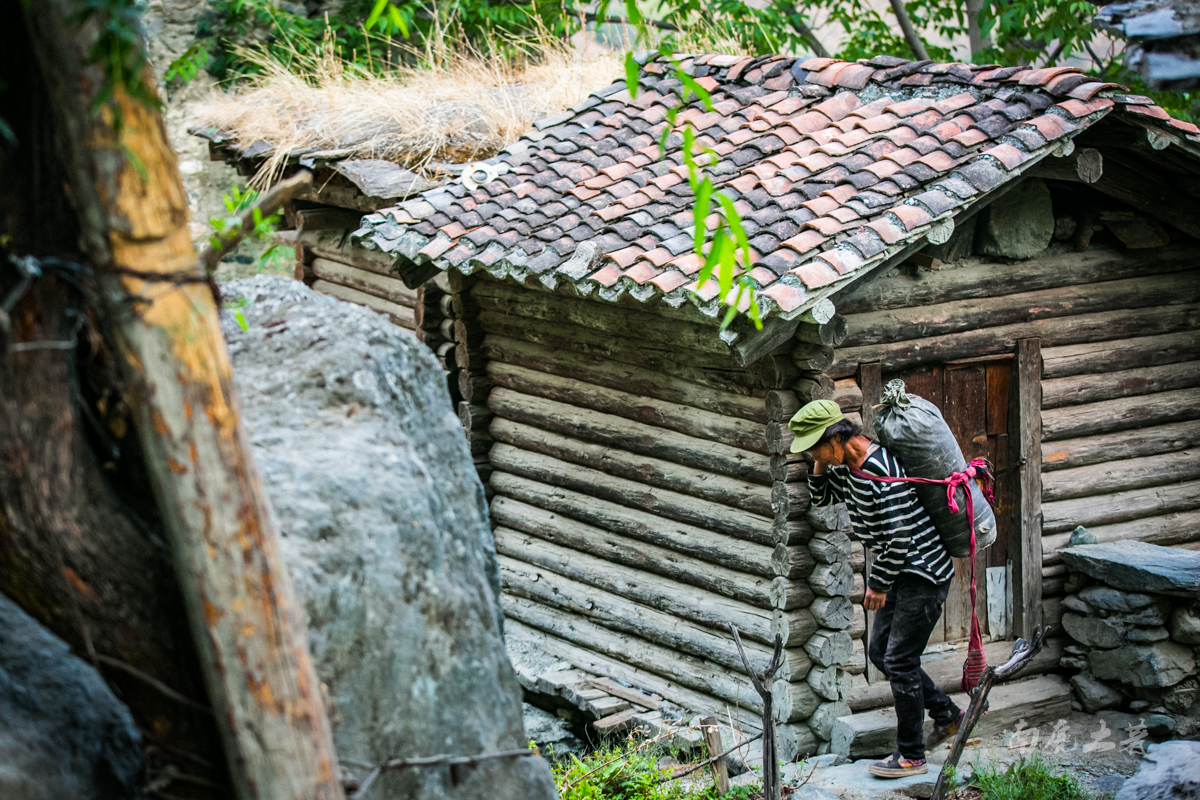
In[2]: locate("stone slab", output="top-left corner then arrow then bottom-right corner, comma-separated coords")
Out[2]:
1115,740 -> 1200,800
1061,541 -> 1200,595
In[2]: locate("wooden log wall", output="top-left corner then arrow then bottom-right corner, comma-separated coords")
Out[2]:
829,241 -> 1200,637
474,276 -> 826,758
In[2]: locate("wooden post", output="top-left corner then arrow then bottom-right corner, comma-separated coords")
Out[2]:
857,362 -> 882,437
23,4 -> 344,799
1012,339 -> 1043,641
701,716 -> 730,795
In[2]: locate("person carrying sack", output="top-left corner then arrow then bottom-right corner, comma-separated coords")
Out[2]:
790,400 -> 965,778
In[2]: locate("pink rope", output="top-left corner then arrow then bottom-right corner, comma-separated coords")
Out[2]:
849,458 -> 995,692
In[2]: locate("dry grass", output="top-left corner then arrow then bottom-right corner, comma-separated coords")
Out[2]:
193,29 -> 622,185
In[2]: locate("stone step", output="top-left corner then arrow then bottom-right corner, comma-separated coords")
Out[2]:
831,674 -> 1072,759
848,638 -> 1065,712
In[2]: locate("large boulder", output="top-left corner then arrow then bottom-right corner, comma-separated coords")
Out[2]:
1061,541 -> 1200,595
221,277 -> 554,800
0,593 -> 143,800
1115,740 -> 1200,800
975,177 -> 1054,259
1089,641 -> 1196,689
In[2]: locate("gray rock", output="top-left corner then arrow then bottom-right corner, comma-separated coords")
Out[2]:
1062,612 -> 1125,649
1062,595 -> 1093,614
1062,542 -> 1200,595
0,593 -> 143,800
1110,604 -> 1169,627
523,705 -> 583,757
1062,656 -> 1089,670
1162,677 -> 1199,714
1130,700 -> 1151,711
813,759 -> 939,799
1069,525 -> 1098,546
1071,673 -> 1124,713
1128,626 -> 1170,643
1115,740 -> 1200,800
1078,585 -> 1157,613
976,177 -> 1054,259
1090,641 -> 1197,689
222,277 -> 555,800
1143,714 -> 1175,738
1169,605 -> 1200,645
1095,776 -> 1126,798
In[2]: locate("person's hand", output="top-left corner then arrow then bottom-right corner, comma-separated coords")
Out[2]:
864,588 -> 887,611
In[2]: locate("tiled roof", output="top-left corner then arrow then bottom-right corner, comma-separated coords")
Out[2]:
353,54 -> 1200,322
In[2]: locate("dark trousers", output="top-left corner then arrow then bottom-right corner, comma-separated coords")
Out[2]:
868,572 -> 960,760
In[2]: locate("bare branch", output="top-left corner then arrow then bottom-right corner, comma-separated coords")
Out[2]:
888,0 -> 930,61
654,731 -> 765,784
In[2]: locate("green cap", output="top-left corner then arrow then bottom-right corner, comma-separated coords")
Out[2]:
788,399 -> 844,453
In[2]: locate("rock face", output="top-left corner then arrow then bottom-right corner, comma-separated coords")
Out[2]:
976,177 -> 1054,259
1061,541 -> 1200,595
1089,641 -> 1196,689
1115,740 -> 1200,800
1170,605 -> 1200,644
221,277 -> 554,800
1070,673 -> 1123,713
0,593 -> 143,800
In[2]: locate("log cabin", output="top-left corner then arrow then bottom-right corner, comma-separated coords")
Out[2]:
225,53 -> 1200,758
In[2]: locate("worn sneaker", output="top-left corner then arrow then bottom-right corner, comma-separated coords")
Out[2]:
927,710 -> 965,749
868,751 -> 928,779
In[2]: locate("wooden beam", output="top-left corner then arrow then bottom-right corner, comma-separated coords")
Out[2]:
1029,148 -> 1102,184
1012,338 -> 1043,641
1091,152 -> 1200,240
857,362 -> 882,438
729,315 -> 800,367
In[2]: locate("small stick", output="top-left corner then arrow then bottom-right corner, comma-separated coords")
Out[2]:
655,731 -> 765,784
198,171 -> 313,274
730,624 -> 783,800
96,654 -> 212,715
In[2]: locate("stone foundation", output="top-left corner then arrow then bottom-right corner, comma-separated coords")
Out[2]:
1057,541 -> 1200,737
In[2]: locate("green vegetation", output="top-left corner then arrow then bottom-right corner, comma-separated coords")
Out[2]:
971,756 -> 1089,800
208,181 -> 290,276
550,740 -> 758,800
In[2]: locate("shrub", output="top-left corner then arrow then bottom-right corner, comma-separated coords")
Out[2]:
971,755 -> 1088,800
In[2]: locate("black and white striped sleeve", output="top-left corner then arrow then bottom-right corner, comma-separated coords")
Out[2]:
807,468 -> 843,507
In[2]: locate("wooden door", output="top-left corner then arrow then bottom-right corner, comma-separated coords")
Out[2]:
881,358 -> 1017,645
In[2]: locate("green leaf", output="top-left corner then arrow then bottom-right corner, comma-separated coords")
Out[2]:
388,4 -> 408,37
692,178 -> 713,254
235,310 -> 249,332
678,71 -> 713,110
624,0 -> 643,26
364,0 -> 389,31
717,194 -> 753,268
624,52 -> 639,99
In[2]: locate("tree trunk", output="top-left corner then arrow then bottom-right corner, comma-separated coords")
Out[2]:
22,3 -> 344,798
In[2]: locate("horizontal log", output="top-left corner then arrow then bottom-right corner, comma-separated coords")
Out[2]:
772,607 -> 819,648
770,577 -> 817,612
310,279 -> 416,328
491,497 -> 777,608
1042,387 -> 1200,442
482,335 -> 767,421
488,444 -> 773,544
790,343 -> 835,372
847,604 -> 866,639
842,272 -> 1198,350
487,361 -> 768,453
774,517 -> 817,547
1029,147 -> 1102,183
809,700 -> 852,741
1041,479 -> 1200,535
766,390 -> 801,422
797,316 -> 849,346
808,561 -> 854,598
833,379 -> 863,413
768,423 -> 794,455
808,665 -> 853,702
460,369 -> 491,403
810,595 -> 853,630
503,595 -> 768,715
837,243 -> 1197,315
489,532 -> 777,642
1042,509 -> 1200,564
1042,419 -> 1200,472
490,418 -> 776,518
771,543 -> 817,580
472,277 -> 732,357
499,555 -> 810,680
311,258 -> 419,307
804,629 -> 853,668
806,503 -> 850,533
793,373 -> 835,402
1041,450 -> 1200,501
459,402 -> 489,432
808,531 -> 852,565
850,573 -> 865,604
489,388 -> 773,484
770,453 -> 809,483
479,311 -> 795,392
846,638 -> 866,675
505,619 -> 767,735
490,474 -> 779,578
772,679 -> 821,724
1041,360 -> 1200,409
830,303 -> 1200,378
1041,329 -> 1200,379
301,230 -> 402,275
438,292 -> 454,317
296,206 -> 364,232
849,541 -> 865,573
772,481 -> 812,520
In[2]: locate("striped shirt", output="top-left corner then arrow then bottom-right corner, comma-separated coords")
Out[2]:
808,445 -> 953,592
